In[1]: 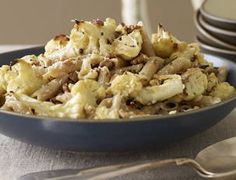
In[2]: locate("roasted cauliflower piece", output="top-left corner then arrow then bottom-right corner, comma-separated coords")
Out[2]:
21,55 -> 39,65
70,18 -> 117,56
1,93 -> 33,114
46,34 -> 69,50
95,94 -> 122,119
78,54 -> 103,80
210,82 -> 235,100
134,75 -> 184,105
56,79 -> 105,118
152,24 -> 187,58
8,80 -> 106,119
182,68 -> 208,100
44,34 -> 77,61
193,95 -> 221,107
45,18 -> 117,60
0,65 -> 11,95
207,73 -> 219,91
5,92 -> 55,116
45,34 -> 70,55
113,29 -> 143,60
217,66 -> 227,82
7,60 -> 45,95
108,72 -> 142,96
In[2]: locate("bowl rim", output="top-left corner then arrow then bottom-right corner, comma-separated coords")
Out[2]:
196,36 -> 236,55
200,0 -> 236,25
194,11 -> 236,51
199,14 -> 236,37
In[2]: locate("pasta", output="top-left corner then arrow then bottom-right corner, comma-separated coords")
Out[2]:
0,18 -> 235,120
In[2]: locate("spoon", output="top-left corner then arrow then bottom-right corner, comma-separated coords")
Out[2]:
19,137 -> 236,180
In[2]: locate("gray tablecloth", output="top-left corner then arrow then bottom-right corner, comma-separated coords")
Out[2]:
0,46 -> 236,180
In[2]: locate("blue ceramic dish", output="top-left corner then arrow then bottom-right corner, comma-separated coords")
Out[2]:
0,47 -> 236,152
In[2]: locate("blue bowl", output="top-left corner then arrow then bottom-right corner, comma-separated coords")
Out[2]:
0,47 -> 236,152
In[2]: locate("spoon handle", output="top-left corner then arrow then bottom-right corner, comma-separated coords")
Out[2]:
46,158 -> 206,180
24,158 -> 236,180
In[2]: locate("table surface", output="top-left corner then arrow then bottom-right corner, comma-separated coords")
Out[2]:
0,45 -> 236,180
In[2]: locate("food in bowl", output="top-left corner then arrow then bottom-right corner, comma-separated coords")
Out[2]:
0,18 -> 235,119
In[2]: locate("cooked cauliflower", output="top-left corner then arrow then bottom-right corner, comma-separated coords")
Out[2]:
44,18 -> 117,60
95,94 -> 121,119
210,82 -> 235,100
60,79 -> 105,118
78,54 -> 103,80
113,29 -> 143,60
182,68 -> 208,100
45,34 -> 70,55
0,65 -> 11,95
207,73 -> 219,91
108,72 -> 142,96
152,24 -> 187,58
44,34 -> 78,61
9,79 -> 106,119
134,75 -> 184,105
70,18 -> 117,56
6,92 -> 55,116
7,60 -> 45,95
21,55 -> 39,65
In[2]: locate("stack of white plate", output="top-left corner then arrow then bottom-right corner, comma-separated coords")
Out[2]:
194,0 -> 236,59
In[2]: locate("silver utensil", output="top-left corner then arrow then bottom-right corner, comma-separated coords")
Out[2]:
19,137 -> 236,180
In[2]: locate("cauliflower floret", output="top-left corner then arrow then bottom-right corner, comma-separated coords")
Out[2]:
0,65 -> 11,95
109,73 -> 184,105
98,18 -> 117,56
5,92 -> 56,116
44,34 -> 77,61
134,75 -> 184,105
170,43 -> 209,66
7,60 -> 45,95
44,18 -> 116,60
71,79 -> 105,102
79,54 -> 103,80
54,79 -> 105,118
95,94 -> 121,119
152,24 -> 187,58
7,92 -> 79,118
113,29 -> 143,60
45,34 -> 70,55
8,80 -> 106,119
21,55 -> 38,65
187,43 -> 209,66
108,72 -> 142,96
70,18 -> 117,56
182,68 -> 208,100
70,23 -> 90,53
207,73 -> 219,91
210,82 -> 235,100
